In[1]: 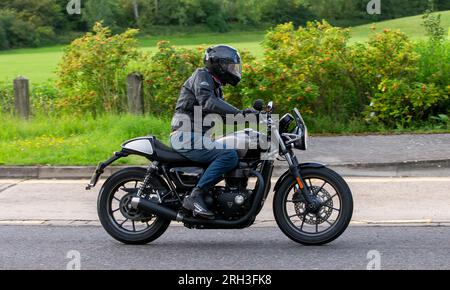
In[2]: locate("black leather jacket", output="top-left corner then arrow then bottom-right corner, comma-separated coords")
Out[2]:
171,68 -> 239,133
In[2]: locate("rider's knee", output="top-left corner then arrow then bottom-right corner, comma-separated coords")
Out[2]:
224,150 -> 239,168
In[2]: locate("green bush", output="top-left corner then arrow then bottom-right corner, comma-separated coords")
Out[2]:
366,79 -> 445,126
4,20 -> 449,133
415,40 -> 450,87
0,81 -> 62,116
361,29 -> 449,126
253,21 -> 363,117
56,23 -> 139,115
31,82 -> 60,116
358,28 -> 419,89
129,41 -> 205,114
0,81 -> 14,114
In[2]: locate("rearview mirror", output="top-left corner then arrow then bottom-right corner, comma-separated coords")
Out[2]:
267,101 -> 273,112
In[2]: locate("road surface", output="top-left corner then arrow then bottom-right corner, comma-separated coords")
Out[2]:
0,225 -> 448,270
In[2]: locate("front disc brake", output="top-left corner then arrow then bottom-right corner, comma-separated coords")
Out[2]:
294,186 -> 333,225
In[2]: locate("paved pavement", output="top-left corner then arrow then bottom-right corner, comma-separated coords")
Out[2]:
1,133 -> 449,178
0,177 -> 449,225
0,225 -> 448,270
298,133 -> 450,165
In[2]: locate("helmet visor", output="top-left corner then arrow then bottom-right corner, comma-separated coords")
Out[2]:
225,63 -> 242,79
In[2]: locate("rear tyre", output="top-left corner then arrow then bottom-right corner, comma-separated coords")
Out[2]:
97,167 -> 171,244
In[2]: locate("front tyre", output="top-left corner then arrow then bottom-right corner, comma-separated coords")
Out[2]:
97,167 -> 171,244
273,167 -> 353,245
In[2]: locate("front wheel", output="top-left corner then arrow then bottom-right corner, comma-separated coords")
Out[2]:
97,167 -> 171,244
273,167 -> 353,245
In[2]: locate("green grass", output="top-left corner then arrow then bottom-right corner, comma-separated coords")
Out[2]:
350,11 -> 450,43
0,31 -> 265,85
1,113 -> 448,166
0,114 -> 171,166
1,11 -> 449,85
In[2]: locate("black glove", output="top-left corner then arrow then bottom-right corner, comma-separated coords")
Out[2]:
240,108 -> 259,116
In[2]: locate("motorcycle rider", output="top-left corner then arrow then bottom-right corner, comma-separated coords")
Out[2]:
170,45 -> 256,219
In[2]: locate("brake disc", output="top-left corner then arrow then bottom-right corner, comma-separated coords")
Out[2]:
294,186 -> 333,225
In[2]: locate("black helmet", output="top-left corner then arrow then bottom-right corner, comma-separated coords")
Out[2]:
204,45 -> 242,86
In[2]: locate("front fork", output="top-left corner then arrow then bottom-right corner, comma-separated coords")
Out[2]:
285,153 -> 322,211
274,125 -> 321,210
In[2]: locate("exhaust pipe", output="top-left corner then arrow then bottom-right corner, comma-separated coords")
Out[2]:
131,197 -> 184,221
130,170 -> 265,228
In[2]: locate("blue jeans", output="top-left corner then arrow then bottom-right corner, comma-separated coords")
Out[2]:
170,131 -> 239,190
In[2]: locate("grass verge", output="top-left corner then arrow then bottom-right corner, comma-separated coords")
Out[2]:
1,114 -> 448,166
0,114 -> 170,166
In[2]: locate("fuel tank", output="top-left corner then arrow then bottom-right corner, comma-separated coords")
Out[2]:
215,128 -> 268,158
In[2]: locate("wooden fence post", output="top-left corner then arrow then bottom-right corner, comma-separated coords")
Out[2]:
14,76 -> 30,119
127,73 -> 144,115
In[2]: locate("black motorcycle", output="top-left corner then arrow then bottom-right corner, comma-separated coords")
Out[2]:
87,100 -> 353,245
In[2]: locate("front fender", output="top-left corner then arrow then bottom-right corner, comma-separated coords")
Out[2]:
273,162 -> 325,194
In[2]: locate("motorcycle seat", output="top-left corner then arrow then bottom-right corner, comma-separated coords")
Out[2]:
151,137 -> 206,166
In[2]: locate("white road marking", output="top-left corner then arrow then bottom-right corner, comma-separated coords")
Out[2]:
1,177 -> 450,185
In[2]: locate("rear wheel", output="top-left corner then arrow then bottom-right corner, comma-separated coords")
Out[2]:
273,167 -> 353,245
97,167 -> 171,244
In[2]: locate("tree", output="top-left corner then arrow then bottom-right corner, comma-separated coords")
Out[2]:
82,0 -> 120,31
132,0 -> 139,20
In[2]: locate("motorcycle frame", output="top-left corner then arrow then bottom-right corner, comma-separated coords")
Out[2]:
87,107 -> 324,229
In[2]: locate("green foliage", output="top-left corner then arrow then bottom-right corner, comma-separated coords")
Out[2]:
306,0 -> 450,26
31,82 -> 60,116
1,0 -> 450,49
361,15 -> 450,126
422,0 -> 446,42
0,113 -> 171,165
415,40 -> 450,87
2,19 -> 449,132
430,114 -> 449,129
354,28 -> 419,102
0,81 -> 64,116
56,23 -> 139,115
0,9 -> 54,49
366,79 -> 445,126
0,81 -> 14,114
0,0 -> 64,49
83,0 -> 121,33
129,41 -> 205,114
254,21 -> 362,117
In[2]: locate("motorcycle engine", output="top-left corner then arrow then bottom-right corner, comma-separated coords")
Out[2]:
209,177 -> 252,220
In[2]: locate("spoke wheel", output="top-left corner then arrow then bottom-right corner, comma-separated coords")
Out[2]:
273,167 -> 353,245
97,167 -> 171,244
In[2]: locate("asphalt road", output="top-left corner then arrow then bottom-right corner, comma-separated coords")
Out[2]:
1,177 -> 450,224
0,225 -> 448,270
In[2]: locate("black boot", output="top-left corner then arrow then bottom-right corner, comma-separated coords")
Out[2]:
183,187 -> 214,219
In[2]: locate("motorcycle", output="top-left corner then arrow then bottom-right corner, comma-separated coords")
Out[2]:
86,100 -> 353,245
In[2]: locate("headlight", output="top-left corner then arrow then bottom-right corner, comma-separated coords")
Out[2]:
292,125 -> 307,150
292,108 -> 308,150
